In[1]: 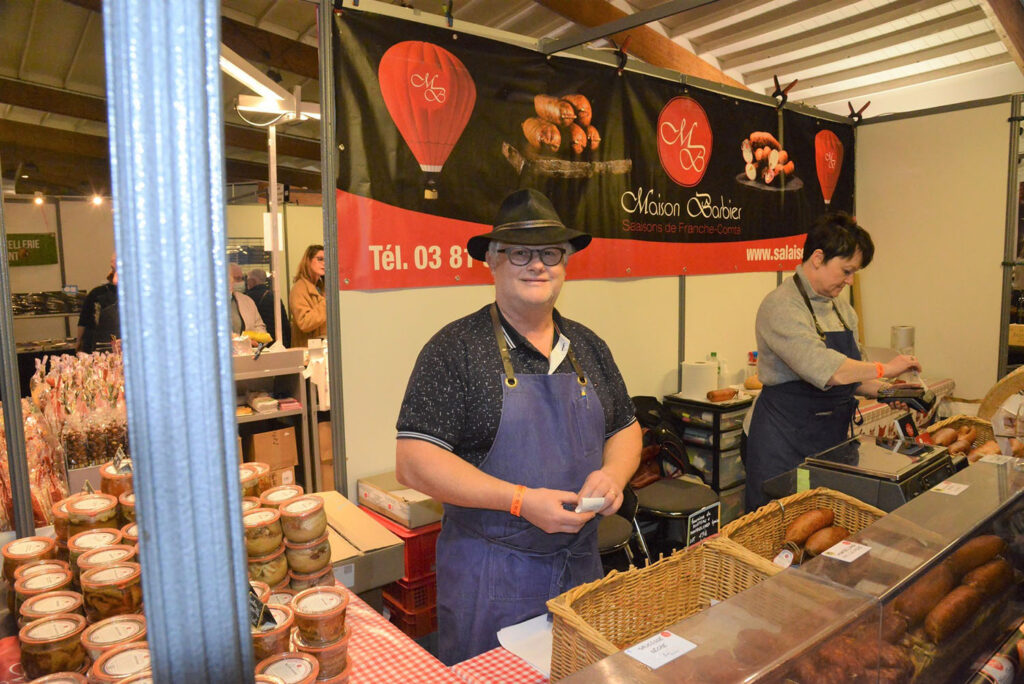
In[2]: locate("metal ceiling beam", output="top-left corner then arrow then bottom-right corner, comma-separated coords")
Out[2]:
718,0 -> 951,70
538,0 -> 713,54
780,32 -> 1003,95
221,16 -> 319,81
981,0 -> 1024,73
664,0 -> 764,37
692,0 -> 849,54
743,6 -> 989,85
800,53 -> 1013,107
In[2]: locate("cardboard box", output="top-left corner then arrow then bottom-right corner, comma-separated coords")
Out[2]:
321,491 -> 405,593
246,427 -> 298,469
271,467 -> 295,487
318,421 -> 332,462
321,460 -> 334,491
357,471 -> 443,529
1010,324 -> 1024,348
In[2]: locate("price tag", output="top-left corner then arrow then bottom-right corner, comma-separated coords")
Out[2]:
624,631 -> 697,669
772,548 -> 794,569
113,446 -> 133,475
979,454 -> 1014,465
821,540 -> 871,563
931,482 -> 969,495
796,467 -> 810,492
336,563 -> 355,588
685,502 -> 720,547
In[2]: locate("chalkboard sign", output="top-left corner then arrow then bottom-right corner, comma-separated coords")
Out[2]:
248,585 -> 277,631
686,502 -> 720,547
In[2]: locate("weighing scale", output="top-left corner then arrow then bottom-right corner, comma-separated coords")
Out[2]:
798,435 -> 958,511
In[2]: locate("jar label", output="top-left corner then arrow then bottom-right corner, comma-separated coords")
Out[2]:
24,572 -> 67,590
266,489 -> 298,502
88,549 -> 130,564
265,658 -> 314,679
298,592 -> 342,613
90,565 -> 134,582
79,531 -> 119,548
284,498 -> 320,514
242,500 -> 260,512
30,594 -> 76,613
8,539 -> 47,555
125,524 -> 138,537
27,617 -> 77,639
91,618 -> 144,644
74,497 -> 111,512
20,562 -> 64,579
268,592 -> 293,605
102,648 -> 150,675
246,511 -> 277,525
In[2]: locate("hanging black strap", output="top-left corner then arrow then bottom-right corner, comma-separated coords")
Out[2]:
793,273 -> 850,341
489,304 -> 587,388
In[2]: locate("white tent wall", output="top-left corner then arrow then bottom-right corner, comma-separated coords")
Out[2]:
856,102 -> 1011,401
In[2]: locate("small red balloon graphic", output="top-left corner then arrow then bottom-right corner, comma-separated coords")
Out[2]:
815,130 -> 844,208
378,41 -> 477,199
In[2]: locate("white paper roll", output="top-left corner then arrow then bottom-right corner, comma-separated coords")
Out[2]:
890,326 -> 915,355
680,361 -> 718,401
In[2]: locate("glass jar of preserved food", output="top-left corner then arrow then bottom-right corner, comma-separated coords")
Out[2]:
18,613 -> 88,679
267,588 -> 296,607
249,543 -> 288,587
3,536 -> 57,584
118,491 -> 136,524
289,565 -> 334,593
291,586 -> 348,644
100,462 -> 133,500
244,509 -> 284,557
252,462 -> 273,495
255,651 -> 319,684
51,497 -> 76,543
240,464 -> 262,498
68,529 -> 123,587
294,625 -> 350,679
88,641 -> 151,683
252,603 -> 294,662
261,485 -> 304,510
121,522 -> 139,546
284,533 -> 330,575
14,570 -> 73,616
80,562 -> 143,622
19,590 -> 84,628
10,559 -> 70,614
78,545 -> 137,578
80,614 -> 147,662
279,496 -> 326,544
66,494 -> 119,537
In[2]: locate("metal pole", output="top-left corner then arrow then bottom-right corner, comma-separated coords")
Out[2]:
998,95 -> 1022,380
102,1 -> 252,680
268,124 -> 283,345
0,154 -> 36,538
319,0 -> 348,495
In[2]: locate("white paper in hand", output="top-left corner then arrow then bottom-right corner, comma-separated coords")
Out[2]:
574,497 -> 605,514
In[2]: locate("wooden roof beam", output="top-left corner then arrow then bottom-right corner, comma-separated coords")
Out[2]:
980,0 -> 1024,74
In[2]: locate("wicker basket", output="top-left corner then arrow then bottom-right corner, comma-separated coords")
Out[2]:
546,537 -> 779,681
925,414 -> 994,449
719,487 -> 884,563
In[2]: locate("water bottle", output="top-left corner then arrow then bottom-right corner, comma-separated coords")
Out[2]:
745,351 -> 758,379
707,352 -> 721,387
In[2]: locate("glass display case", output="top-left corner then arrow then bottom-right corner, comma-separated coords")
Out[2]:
561,460 -> 1024,683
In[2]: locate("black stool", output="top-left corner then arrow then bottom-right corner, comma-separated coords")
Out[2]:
597,487 -> 650,572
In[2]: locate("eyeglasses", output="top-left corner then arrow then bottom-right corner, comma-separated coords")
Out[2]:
497,247 -> 566,267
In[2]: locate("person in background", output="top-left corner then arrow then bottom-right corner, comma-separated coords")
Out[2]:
245,268 -> 291,347
229,262 -> 266,338
745,212 -> 922,512
289,245 -> 327,347
76,253 -> 119,353
395,189 -> 640,664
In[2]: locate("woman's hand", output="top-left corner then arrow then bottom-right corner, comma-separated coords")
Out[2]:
884,354 -> 922,378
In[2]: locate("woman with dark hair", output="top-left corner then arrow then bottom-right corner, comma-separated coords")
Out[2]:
289,244 -> 327,348
744,212 -> 922,511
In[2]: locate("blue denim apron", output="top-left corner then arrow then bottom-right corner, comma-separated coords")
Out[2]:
436,305 -> 605,665
745,277 -> 862,511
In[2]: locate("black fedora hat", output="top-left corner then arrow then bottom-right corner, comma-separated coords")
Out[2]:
467,188 -> 592,262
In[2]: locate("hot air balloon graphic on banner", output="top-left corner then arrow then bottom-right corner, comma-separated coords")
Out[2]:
378,41 -> 477,200
814,130 -> 844,209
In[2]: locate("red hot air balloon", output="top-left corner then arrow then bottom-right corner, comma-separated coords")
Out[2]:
378,41 -> 477,199
815,130 -> 844,209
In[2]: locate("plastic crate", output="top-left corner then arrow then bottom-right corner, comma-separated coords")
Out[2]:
382,592 -> 437,639
382,573 -> 437,612
360,505 -> 441,581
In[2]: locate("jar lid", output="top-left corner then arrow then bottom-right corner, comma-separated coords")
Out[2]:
292,586 -> 348,618
249,543 -> 286,563
242,497 -> 262,512
251,462 -> 271,476
122,523 -> 139,539
256,652 -> 319,682
93,641 -> 151,678
82,614 -> 147,648
14,559 -> 69,582
19,613 -> 86,644
30,672 -> 88,684
79,545 -> 136,569
293,624 -> 349,653
118,674 -> 154,684
250,580 -> 271,598
67,493 -> 118,516
21,590 -> 83,618
119,491 -> 136,506
289,564 -> 332,582
3,535 -> 55,560
252,604 -> 293,636
244,508 -> 281,528
52,494 -> 82,520
102,463 -> 130,479
284,532 -> 329,552
239,464 -> 260,484
261,485 -> 304,506
15,569 -> 71,593
69,529 -> 123,552
280,496 -> 323,517
267,589 -> 295,606
81,562 -> 141,588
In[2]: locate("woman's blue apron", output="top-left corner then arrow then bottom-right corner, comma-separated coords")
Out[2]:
745,277 -> 862,512
436,305 -> 605,665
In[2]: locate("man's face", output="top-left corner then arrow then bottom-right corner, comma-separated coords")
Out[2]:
229,264 -> 245,291
486,243 -> 567,309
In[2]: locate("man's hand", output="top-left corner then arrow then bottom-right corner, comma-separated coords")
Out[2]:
578,469 -> 624,517
520,488 -> 595,534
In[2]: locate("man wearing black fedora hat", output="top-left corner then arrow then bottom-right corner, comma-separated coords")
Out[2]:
395,188 -> 640,664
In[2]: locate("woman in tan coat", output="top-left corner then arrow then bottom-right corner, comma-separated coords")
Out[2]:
289,244 -> 327,347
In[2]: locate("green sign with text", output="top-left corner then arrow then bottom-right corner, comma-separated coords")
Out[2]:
7,233 -> 58,266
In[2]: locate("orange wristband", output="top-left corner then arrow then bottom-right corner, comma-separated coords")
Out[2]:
510,485 -> 526,517
875,362 -> 885,379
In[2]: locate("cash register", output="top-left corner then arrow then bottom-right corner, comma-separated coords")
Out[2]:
768,434 -> 959,512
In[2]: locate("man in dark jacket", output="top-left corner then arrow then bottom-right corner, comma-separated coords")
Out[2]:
76,253 -> 120,353
245,268 -> 291,347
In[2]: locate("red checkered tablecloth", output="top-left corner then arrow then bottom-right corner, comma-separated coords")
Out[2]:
345,588 -> 462,683
451,647 -> 548,684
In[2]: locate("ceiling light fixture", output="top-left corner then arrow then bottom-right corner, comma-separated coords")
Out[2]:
33,191 -> 44,206
220,45 -> 320,122
92,195 -> 104,206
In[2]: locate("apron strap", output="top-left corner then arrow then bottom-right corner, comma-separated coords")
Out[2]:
794,273 -> 850,340
489,304 -> 518,388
